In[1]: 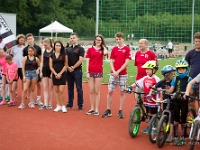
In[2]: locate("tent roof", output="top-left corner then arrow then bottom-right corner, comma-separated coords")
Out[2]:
39,21 -> 73,33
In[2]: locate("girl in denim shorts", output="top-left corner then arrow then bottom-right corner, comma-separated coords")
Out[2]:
18,46 -> 40,109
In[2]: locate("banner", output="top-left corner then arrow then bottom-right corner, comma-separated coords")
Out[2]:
0,15 -> 16,49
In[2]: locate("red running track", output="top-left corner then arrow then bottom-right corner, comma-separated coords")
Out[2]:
0,82 -> 198,150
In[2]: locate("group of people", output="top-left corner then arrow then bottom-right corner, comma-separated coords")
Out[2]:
0,30 -> 200,146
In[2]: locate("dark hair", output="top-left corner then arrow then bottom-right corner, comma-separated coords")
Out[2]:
5,55 -> 13,61
70,32 -> 79,38
28,46 -> 36,56
26,33 -> 34,39
16,34 -> 25,45
53,41 -> 65,54
93,34 -> 107,52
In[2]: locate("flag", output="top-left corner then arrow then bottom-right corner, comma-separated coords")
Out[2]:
0,15 -> 16,49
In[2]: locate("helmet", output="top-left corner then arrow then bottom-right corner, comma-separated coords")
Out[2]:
175,60 -> 188,68
175,60 -> 189,78
142,60 -> 159,70
161,65 -> 176,75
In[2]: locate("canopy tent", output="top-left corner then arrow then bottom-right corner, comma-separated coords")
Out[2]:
39,21 -> 73,39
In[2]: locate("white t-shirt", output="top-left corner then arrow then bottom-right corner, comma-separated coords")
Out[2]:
168,42 -> 173,49
11,45 -> 25,68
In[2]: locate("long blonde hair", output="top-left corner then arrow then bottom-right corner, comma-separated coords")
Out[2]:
43,38 -> 54,48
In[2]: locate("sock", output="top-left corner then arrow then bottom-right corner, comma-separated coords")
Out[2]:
174,124 -> 178,137
37,96 -> 41,100
181,124 -> 187,137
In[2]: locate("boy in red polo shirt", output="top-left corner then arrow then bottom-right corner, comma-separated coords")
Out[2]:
102,32 -> 131,119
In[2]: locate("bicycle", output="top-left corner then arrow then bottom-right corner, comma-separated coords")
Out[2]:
189,100 -> 200,150
124,89 -> 148,138
147,88 -> 169,144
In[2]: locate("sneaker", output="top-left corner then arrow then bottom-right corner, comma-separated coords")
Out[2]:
54,105 -> 62,112
86,109 -> 95,115
66,104 -> 73,109
28,102 -> 35,108
18,103 -> 25,109
179,137 -> 186,146
35,100 -> 43,106
174,137 -> 181,146
7,100 -> 17,106
39,105 -> 47,110
102,109 -> 112,118
118,110 -> 124,118
62,106 -> 67,113
78,105 -> 83,111
166,135 -> 174,143
0,100 -> 6,106
93,111 -> 99,116
47,104 -> 52,109
141,127 -> 149,134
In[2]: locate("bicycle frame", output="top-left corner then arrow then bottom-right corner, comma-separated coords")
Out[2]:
189,107 -> 200,140
135,94 -> 148,122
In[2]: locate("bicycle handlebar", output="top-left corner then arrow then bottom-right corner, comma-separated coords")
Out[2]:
123,89 -> 148,95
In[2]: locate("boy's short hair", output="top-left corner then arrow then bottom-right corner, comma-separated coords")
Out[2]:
70,32 -> 78,38
115,32 -> 124,39
26,33 -> 34,39
194,32 -> 200,39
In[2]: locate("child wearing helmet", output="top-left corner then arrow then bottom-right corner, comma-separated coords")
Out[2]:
148,65 -> 175,142
165,59 -> 193,146
129,60 -> 160,134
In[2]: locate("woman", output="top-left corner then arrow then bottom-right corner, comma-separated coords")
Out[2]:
0,48 -> 8,105
85,34 -> 108,115
49,41 -> 68,113
18,46 -> 40,109
39,38 -> 54,110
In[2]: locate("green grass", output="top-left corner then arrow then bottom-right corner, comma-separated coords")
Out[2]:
82,57 -> 184,85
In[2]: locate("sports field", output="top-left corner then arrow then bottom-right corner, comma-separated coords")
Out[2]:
82,57 -> 184,85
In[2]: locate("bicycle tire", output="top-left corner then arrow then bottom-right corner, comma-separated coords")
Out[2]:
189,121 -> 199,150
128,107 -> 141,138
148,115 -> 160,143
156,115 -> 169,148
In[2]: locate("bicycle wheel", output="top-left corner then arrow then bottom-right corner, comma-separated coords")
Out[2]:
156,115 -> 169,148
148,115 -> 160,143
187,108 -> 197,136
189,121 -> 199,150
128,107 -> 141,138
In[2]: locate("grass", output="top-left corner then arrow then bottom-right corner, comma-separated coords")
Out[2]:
82,57 -> 184,85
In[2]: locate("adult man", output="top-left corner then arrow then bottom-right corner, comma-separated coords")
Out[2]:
10,34 -> 25,92
23,33 -> 42,105
102,32 -> 131,118
65,33 -> 85,111
185,32 -> 200,111
167,40 -> 173,58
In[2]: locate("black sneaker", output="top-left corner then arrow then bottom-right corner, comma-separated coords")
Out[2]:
66,104 -> 73,109
93,111 -> 99,116
118,110 -> 124,118
102,109 -> 112,118
78,105 -> 83,111
39,105 -> 47,110
86,109 -> 95,115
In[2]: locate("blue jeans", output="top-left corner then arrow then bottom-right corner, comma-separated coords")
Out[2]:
67,69 -> 84,106
25,70 -> 38,80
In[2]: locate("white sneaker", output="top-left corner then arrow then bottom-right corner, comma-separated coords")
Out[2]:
62,106 -> 67,113
54,105 -> 62,112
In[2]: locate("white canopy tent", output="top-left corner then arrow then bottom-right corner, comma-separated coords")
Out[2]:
39,21 -> 73,39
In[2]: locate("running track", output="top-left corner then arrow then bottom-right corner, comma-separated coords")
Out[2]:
0,83 -> 198,150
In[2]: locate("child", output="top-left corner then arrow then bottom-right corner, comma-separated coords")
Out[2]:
5,55 -> 18,106
166,60 -> 192,146
129,60 -> 160,133
149,65 -> 175,142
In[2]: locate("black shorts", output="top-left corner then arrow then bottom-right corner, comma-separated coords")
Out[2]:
37,73 -> 41,82
42,67 -> 51,78
145,106 -> 157,115
18,68 -> 23,80
168,49 -> 173,53
173,100 -> 188,124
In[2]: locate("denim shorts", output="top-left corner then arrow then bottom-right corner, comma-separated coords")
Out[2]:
25,70 -> 38,80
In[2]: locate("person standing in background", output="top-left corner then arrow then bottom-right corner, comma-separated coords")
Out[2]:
65,33 -> 85,111
85,34 -> 108,116
167,40 -> 173,58
23,33 -> 42,105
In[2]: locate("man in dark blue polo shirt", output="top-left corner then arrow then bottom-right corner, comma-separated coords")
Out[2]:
23,33 -> 42,106
65,32 -> 85,111
185,32 -> 200,111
